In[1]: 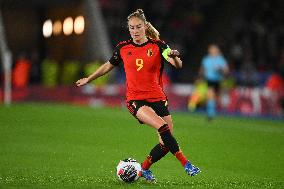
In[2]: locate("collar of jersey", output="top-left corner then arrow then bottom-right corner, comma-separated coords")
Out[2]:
131,38 -> 151,47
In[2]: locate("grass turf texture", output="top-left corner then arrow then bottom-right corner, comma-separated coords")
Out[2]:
0,103 -> 283,189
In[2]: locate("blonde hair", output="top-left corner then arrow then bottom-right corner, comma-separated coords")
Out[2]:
127,9 -> 160,40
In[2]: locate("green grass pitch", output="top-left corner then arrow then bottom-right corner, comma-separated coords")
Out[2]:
0,103 -> 283,189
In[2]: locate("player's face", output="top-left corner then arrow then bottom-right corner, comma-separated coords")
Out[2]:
208,45 -> 220,56
128,17 -> 146,43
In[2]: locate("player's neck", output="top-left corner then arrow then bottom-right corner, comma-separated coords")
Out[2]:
133,37 -> 148,45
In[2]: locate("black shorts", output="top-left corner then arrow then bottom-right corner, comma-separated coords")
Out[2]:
206,80 -> 221,93
126,100 -> 170,123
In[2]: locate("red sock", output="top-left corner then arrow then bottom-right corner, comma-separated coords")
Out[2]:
175,150 -> 188,167
141,155 -> 153,170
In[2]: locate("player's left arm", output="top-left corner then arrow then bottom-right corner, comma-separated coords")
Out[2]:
162,48 -> 182,69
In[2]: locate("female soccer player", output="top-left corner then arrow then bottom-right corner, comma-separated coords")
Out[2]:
76,9 -> 200,181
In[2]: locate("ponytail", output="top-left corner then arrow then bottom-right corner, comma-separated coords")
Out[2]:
127,9 -> 160,40
145,22 -> 160,40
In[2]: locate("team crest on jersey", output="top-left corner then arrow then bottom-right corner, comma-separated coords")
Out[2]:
147,49 -> 153,57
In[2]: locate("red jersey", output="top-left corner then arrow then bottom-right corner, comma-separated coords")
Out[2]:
109,38 -> 170,102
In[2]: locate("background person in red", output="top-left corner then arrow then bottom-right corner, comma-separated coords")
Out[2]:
12,53 -> 32,88
76,9 -> 200,181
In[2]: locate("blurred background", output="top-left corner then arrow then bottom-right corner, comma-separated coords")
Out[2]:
0,0 -> 283,117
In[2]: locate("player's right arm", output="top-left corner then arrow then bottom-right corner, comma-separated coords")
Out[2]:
76,43 -> 122,87
76,61 -> 114,87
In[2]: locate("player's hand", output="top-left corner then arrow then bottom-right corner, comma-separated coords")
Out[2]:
168,50 -> 180,58
76,78 -> 89,87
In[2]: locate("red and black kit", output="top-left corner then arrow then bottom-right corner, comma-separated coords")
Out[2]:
109,38 -> 171,119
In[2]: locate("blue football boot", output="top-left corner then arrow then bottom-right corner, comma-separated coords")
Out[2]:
184,161 -> 201,176
141,169 -> 156,182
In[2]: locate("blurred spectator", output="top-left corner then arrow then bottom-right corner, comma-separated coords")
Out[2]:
265,73 -> 284,115
12,53 -> 32,88
266,73 -> 284,93
266,50 -> 284,113
188,77 -> 207,112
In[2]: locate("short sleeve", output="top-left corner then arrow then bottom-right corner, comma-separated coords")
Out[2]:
109,47 -> 122,66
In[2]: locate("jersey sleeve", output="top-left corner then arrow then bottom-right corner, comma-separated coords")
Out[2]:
109,46 -> 122,66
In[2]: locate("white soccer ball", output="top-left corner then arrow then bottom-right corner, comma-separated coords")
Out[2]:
116,158 -> 142,183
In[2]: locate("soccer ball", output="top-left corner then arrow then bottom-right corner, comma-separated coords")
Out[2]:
116,158 -> 142,183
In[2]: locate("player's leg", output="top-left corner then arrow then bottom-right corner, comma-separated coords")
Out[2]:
127,100 -> 169,170
159,115 -> 173,144
136,105 -> 166,181
206,80 -> 220,121
156,115 -> 173,161
141,115 -> 172,172
206,86 -> 216,120
137,106 -> 200,176
159,115 -> 200,176
136,105 -> 166,129
140,100 -> 172,178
